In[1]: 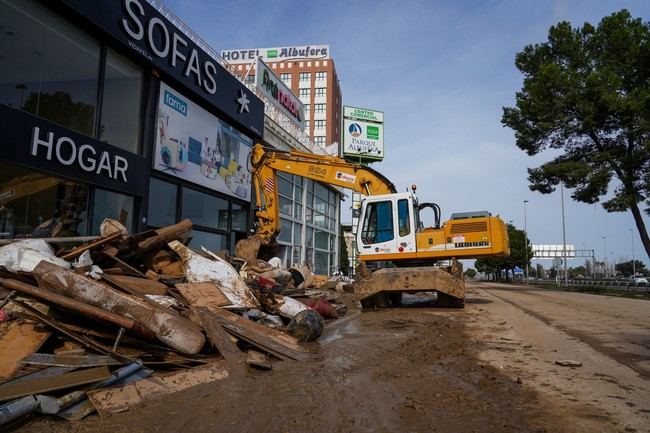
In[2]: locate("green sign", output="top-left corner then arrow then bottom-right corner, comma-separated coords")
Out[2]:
366,125 -> 379,140
267,49 -> 278,58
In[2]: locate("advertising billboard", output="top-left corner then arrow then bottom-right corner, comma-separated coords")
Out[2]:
255,58 -> 305,130
342,106 -> 384,161
155,82 -> 253,201
221,45 -> 330,64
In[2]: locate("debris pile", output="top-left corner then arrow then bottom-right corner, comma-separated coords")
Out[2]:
0,219 -> 348,426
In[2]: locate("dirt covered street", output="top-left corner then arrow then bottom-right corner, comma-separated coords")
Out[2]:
16,283 -> 650,433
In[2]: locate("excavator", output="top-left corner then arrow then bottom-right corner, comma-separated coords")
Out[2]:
236,144 -> 510,308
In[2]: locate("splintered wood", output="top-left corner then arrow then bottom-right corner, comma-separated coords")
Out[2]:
87,362 -> 229,416
0,321 -> 51,380
176,282 -> 231,309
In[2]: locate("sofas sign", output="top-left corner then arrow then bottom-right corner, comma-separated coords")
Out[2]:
255,58 -> 305,130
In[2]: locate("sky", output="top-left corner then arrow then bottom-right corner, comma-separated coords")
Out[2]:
163,0 -> 650,267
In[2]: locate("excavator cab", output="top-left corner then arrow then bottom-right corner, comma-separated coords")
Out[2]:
356,193 -> 510,264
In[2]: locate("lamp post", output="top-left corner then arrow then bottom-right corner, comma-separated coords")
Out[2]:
560,182 -> 568,285
630,228 -> 636,277
523,200 -> 529,284
602,236 -> 607,277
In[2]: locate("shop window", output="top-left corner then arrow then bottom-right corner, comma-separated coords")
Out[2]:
99,49 -> 143,153
189,230 -> 227,251
231,203 -> 247,232
0,163 -> 89,238
91,189 -> 133,234
0,0 -> 100,136
315,231 -> 329,249
278,218 -> 292,243
181,187 -> 229,230
314,251 -> 328,275
147,178 -> 177,227
361,201 -> 394,244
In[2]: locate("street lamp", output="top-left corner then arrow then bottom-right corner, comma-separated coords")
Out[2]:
630,228 -> 636,277
602,236 -> 607,277
523,200 -> 529,284
560,182 -> 568,285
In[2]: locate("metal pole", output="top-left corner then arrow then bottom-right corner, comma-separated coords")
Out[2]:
630,228 -> 636,277
561,182 -> 568,285
602,236 -> 607,277
524,200 -> 529,284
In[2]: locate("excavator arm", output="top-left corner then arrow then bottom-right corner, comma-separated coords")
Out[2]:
250,143 -> 396,242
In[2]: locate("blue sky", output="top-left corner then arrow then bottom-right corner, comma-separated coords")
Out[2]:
163,0 -> 650,267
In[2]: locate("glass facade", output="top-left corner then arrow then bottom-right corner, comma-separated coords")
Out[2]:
276,172 -> 339,275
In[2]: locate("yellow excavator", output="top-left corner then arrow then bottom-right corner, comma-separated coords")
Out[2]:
237,144 -> 510,307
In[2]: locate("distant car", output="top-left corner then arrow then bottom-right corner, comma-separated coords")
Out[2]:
630,276 -> 648,285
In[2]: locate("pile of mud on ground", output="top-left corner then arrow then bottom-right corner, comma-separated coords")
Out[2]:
0,218 -> 350,428
22,305 -> 579,433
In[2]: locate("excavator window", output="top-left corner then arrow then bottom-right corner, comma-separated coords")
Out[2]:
397,199 -> 411,237
361,200 -> 394,244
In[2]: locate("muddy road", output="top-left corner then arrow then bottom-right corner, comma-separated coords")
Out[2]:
17,283 -> 650,433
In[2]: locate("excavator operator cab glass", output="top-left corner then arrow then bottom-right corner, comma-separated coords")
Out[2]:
397,199 -> 411,237
361,200 -> 394,244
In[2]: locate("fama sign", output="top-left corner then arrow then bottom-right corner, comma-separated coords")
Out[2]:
255,58 -> 304,130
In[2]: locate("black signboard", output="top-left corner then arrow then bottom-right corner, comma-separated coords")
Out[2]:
0,104 -> 148,196
57,0 -> 264,138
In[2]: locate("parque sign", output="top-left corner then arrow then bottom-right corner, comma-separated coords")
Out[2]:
342,106 -> 384,161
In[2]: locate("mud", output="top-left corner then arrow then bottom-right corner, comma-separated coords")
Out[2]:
16,296 -> 590,433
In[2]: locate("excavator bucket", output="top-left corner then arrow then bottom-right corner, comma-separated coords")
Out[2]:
355,262 -> 465,308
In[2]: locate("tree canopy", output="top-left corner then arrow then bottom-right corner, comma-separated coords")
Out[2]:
502,10 -> 650,258
615,259 -> 647,277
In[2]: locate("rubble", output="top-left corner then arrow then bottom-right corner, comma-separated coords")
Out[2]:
0,218 -> 353,427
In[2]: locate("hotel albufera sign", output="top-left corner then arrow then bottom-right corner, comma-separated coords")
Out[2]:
254,58 -> 304,130
222,45 -> 330,64
342,106 -> 384,161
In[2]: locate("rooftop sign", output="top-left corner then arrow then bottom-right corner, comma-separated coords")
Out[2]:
221,45 -> 330,64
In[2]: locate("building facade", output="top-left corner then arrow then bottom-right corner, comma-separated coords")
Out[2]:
221,45 -> 342,155
0,0 -> 264,253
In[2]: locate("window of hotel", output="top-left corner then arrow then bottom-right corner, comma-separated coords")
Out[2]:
315,87 -> 327,97
314,103 -> 326,113
299,88 -> 310,98
0,0 -> 100,137
280,73 -> 291,84
304,104 -> 310,113
0,163 -> 89,238
304,120 -> 310,129
299,72 -> 311,82
313,136 -> 325,145
314,120 -> 326,129
315,71 -> 327,81
99,49 -> 143,153
245,75 -> 254,83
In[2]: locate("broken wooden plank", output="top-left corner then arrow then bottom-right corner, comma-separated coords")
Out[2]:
0,278 -> 150,337
102,247 -> 146,277
58,232 -> 122,261
87,361 -> 228,416
176,282 -> 231,309
20,353 -> 123,368
193,307 -> 245,375
137,219 -> 192,254
101,274 -> 168,296
246,350 -> 271,370
0,366 -> 111,402
206,308 -> 314,362
0,321 -> 51,380
33,261 -> 205,355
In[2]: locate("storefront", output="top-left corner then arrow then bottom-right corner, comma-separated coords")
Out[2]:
0,0 -> 264,251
